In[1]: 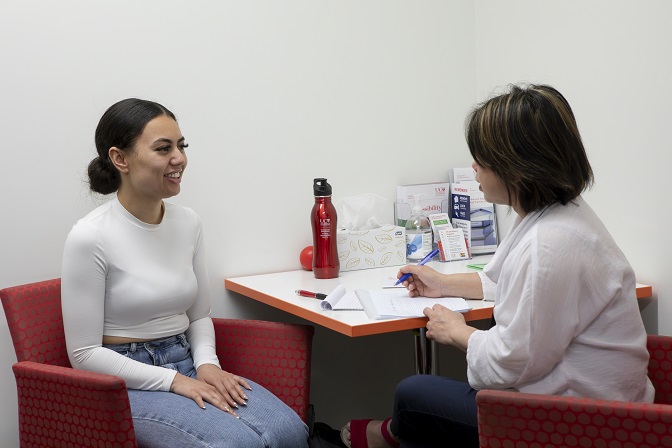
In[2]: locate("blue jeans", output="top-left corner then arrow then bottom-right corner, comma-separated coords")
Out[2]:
105,334 -> 309,448
390,375 -> 479,448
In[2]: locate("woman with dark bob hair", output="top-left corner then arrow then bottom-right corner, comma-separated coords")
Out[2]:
62,98 -> 309,447
341,84 -> 654,448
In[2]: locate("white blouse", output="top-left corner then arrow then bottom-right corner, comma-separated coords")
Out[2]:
467,196 -> 654,403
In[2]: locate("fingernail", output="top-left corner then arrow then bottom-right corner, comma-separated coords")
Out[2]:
233,404 -> 239,409
243,395 -> 248,400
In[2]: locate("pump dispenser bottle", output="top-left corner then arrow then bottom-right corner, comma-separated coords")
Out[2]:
405,194 -> 432,261
311,178 -> 340,279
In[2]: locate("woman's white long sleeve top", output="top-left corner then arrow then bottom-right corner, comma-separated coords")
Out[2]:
61,197 -> 220,391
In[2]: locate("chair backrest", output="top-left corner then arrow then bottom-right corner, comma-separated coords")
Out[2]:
0,278 -> 70,367
647,334 -> 672,405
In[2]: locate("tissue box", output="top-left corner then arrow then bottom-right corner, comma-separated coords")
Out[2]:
337,226 -> 406,271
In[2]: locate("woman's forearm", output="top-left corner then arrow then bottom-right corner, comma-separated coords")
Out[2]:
441,272 -> 484,299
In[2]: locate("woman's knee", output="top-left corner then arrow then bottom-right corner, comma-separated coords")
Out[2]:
395,374 -> 433,402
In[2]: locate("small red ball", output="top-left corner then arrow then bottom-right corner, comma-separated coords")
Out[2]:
299,246 -> 313,271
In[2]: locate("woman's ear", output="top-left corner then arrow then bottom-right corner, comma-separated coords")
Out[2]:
108,147 -> 129,173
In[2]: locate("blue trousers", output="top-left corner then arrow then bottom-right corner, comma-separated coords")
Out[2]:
390,375 -> 479,448
105,334 -> 309,448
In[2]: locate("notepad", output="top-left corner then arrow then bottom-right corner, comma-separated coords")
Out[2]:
320,285 -> 364,311
355,289 -> 471,320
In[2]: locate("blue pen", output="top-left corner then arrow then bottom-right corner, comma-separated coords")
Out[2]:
394,248 -> 440,286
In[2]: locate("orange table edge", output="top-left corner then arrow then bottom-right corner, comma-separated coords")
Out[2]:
636,284 -> 653,299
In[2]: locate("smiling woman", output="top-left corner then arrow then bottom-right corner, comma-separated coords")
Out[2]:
61,98 -> 310,447
89,99 -> 187,224
109,114 -> 188,224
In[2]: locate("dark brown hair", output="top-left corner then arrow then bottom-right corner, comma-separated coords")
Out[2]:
88,98 -> 176,195
466,84 -> 593,214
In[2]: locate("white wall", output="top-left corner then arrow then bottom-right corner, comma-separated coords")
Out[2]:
0,1 -> 476,444
474,0 -> 672,336
3,1 -> 670,445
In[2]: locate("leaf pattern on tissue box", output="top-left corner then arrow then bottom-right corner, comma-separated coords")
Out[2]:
336,226 -> 406,272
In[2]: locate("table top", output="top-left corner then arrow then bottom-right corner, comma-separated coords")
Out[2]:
225,255 -> 653,338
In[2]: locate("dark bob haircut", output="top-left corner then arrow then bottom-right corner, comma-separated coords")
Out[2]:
465,84 -> 593,214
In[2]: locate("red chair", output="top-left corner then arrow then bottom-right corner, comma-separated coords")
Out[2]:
477,335 -> 672,448
1,278 -> 314,448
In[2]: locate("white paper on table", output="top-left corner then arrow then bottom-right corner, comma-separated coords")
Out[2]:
356,289 -> 471,319
320,284 -> 364,311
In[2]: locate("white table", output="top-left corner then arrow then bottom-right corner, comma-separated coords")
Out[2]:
225,255 -> 653,374
226,256 -> 493,374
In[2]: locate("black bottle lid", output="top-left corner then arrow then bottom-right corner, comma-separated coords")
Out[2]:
313,178 -> 332,196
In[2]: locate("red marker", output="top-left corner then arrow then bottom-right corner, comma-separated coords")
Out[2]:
295,289 -> 327,300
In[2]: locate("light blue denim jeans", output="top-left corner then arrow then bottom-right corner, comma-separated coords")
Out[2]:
104,334 -> 309,448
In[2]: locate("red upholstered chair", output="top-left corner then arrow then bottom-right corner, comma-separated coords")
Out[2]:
1,278 -> 314,448
477,335 -> 672,448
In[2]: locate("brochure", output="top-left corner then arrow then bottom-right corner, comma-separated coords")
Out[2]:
428,212 -> 453,254
449,169 -> 498,255
437,227 -> 470,261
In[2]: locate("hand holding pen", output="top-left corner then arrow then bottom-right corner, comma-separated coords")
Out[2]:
395,248 -> 440,286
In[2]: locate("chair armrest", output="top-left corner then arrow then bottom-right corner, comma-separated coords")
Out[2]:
212,318 -> 314,423
12,361 -> 137,447
477,389 -> 672,447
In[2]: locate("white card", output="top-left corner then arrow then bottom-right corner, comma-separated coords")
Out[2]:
438,228 -> 470,261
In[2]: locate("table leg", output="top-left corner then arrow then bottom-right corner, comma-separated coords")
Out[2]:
414,328 -> 438,375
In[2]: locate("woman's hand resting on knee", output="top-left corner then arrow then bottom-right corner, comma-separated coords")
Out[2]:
169,365 -> 251,416
197,364 -> 251,409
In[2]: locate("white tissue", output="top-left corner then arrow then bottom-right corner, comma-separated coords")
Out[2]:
334,194 -> 390,231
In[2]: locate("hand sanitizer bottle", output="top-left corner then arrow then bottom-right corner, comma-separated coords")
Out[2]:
405,194 -> 432,261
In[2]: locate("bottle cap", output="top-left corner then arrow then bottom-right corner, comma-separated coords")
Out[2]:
313,178 -> 332,196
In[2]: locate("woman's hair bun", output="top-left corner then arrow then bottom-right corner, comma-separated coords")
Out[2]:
87,155 -> 120,195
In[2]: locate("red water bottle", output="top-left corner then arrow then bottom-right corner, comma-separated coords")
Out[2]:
311,178 -> 340,279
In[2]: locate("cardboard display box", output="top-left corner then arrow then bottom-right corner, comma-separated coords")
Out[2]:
337,226 -> 406,271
